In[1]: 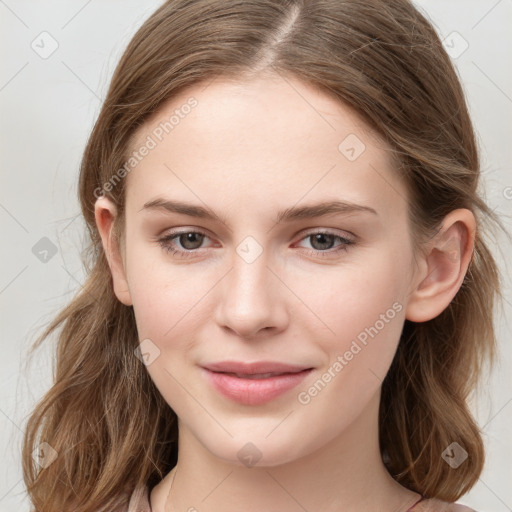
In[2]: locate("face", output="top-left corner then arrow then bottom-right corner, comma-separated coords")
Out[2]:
112,74 -> 419,466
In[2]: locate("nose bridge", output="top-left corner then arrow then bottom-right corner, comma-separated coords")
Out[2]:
215,234 -> 286,336
228,236 -> 273,306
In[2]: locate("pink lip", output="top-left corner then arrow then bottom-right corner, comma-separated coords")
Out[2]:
201,361 -> 313,405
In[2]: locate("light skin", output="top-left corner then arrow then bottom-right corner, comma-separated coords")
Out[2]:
95,74 -> 476,512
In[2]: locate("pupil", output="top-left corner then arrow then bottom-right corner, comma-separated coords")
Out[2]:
181,233 -> 203,249
312,233 -> 334,250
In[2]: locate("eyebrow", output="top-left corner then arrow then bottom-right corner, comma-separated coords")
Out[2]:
140,198 -> 378,227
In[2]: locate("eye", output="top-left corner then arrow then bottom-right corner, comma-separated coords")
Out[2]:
295,230 -> 355,257
158,230 -> 211,258
157,229 -> 355,259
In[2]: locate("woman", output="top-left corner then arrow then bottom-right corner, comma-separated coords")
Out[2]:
22,1 -> 502,511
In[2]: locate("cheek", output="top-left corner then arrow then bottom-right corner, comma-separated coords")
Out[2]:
301,246 -> 410,388
124,247 -> 210,416
122,231 -> 197,335
311,256 -> 408,342
128,266 -> 203,345
292,258 -> 408,443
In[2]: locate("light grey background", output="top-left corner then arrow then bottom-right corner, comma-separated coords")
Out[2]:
1,1 -> 511,511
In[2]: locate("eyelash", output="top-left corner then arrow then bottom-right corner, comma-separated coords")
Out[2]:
157,229 -> 355,259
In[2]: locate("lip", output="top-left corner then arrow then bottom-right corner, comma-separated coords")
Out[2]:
201,361 -> 313,405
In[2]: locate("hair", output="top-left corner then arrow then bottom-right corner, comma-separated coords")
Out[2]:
22,0 -> 503,510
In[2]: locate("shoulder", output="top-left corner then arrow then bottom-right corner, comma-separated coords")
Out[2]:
411,497 -> 477,512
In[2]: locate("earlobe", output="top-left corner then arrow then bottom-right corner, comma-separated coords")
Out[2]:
405,209 -> 476,323
94,196 -> 133,306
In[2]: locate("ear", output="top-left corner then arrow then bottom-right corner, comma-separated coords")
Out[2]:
405,209 -> 476,322
94,196 -> 133,306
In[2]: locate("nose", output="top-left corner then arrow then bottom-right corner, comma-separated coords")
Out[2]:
214,250 -> 289,339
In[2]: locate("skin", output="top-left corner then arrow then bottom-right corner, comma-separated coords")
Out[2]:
95,73 -> 476,512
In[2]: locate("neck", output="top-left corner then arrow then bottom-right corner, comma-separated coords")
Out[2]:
153,392 -> 420,512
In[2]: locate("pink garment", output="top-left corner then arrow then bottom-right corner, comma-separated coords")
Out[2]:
124,484 -> 477,512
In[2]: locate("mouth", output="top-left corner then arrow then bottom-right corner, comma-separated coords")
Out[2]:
200,361 -> 313,405
220,371 -> 296,379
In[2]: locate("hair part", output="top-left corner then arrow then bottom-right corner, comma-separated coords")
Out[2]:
23,1 -> 503,510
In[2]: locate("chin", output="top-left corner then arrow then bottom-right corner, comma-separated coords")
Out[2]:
197,428 -> 318,469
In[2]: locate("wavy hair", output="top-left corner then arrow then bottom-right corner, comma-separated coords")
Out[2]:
22,0 -> 503,510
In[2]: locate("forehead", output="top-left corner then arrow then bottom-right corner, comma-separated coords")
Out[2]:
133,73 -> 376,151
125,74 -> 408,221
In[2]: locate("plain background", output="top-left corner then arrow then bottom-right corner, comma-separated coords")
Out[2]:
1,1 -> 511,510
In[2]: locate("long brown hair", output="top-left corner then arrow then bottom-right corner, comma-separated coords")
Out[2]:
22,1 -> 503,510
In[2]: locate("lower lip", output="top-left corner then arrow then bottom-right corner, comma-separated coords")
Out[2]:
202,368 -> 312,405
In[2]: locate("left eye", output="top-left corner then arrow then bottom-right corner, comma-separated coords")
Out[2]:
297,232 -> 353,252
157,230 -> 354,258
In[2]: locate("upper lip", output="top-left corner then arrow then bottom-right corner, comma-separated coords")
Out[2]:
202,361 -> 311,375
